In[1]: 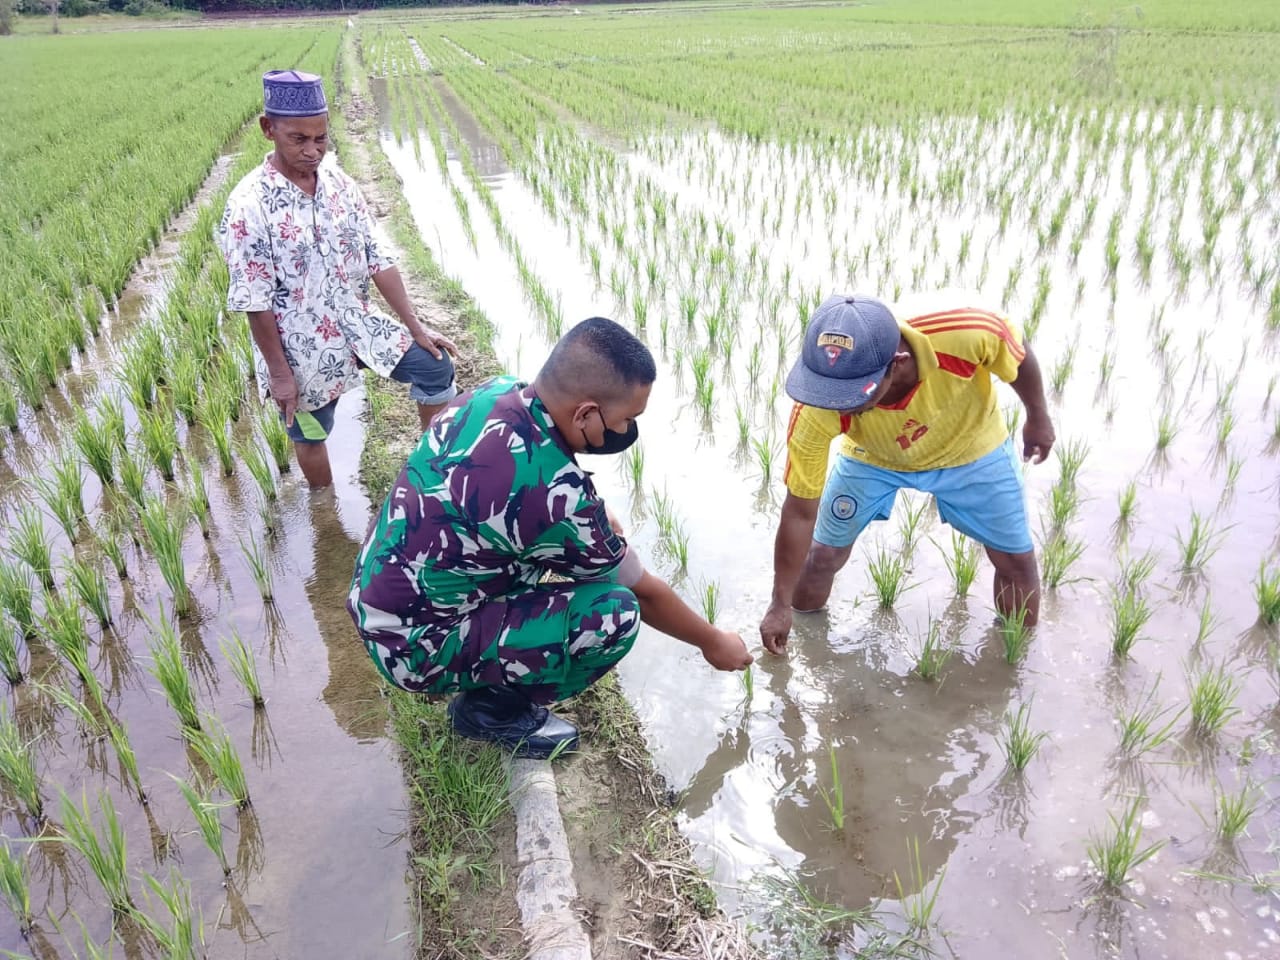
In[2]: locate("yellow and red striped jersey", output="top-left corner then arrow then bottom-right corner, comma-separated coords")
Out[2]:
784,296 -> 1025,497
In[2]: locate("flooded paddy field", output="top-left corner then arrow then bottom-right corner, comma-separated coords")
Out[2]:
0,24 -> 415,959
363,1 -> 1280,956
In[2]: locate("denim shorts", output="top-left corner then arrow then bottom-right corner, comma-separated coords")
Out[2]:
814,438 -> 1033,554
286,343 -> 457,443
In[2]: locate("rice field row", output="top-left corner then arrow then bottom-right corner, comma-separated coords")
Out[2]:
0,26 -> 336,422
0,25 -> 398,958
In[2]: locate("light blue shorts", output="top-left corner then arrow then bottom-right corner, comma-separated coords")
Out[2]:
814,438 -> 1033,555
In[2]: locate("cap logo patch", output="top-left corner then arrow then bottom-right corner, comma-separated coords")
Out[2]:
817,332 -> 854,368
816,332 -> 854,350
862,380 -> 878,396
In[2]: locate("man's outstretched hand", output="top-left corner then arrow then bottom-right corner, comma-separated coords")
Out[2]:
759,601 -> 793,656
701,629 -> 754,671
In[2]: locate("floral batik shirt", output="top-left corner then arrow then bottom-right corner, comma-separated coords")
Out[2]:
217,154 -> 412,412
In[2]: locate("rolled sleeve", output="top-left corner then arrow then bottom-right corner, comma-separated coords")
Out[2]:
526,499 -> 627,581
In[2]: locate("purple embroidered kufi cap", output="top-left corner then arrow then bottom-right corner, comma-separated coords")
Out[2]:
262,70 -> 328,118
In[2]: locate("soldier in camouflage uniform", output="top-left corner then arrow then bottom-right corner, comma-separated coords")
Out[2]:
349,318 -> 752,758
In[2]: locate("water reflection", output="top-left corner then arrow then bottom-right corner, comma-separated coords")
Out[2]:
685,609 -> 1016,905
306,492 -> 388,743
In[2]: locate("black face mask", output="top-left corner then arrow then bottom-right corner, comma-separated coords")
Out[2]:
582,412 -> 639,456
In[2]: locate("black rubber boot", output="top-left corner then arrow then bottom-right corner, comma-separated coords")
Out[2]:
447,686 -> 579,759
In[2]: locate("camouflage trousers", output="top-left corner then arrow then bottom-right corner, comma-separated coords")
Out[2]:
361,581 -> 641,705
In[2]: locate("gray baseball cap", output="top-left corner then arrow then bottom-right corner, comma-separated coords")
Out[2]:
785,295 -> 900,409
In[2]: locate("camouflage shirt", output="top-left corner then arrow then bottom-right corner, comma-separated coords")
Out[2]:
348,377 -> 631,687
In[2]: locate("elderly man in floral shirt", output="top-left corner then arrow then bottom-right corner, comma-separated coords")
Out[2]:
218,70 -> 457,488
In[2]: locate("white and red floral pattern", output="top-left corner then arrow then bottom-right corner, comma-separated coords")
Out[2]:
218,155 -> 412,412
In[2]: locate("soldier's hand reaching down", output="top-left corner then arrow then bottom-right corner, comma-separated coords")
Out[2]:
700,629 -> 754,671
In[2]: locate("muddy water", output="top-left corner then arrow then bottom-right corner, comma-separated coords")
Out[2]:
0,153 -> 410,957
381,95 -> 1280,959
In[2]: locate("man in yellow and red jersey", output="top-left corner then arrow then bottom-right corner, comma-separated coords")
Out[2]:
760,292 -> 1055,655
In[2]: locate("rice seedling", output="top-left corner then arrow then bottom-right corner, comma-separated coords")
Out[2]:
815,744 -> 844,831
184,715 -> 251,809
0,382 -> 18,433
1056,437 -> 1090,486
239,530 -> 275,604
1154,406 -> 1178,452
138,869 -> 205,956
168,351 -> 201,426
96,513 -> 130,581
184,469 -> 212,541
197,395 -> 235,477
998,604 -> 1033,664
1000,701 -> 1047,771
867,543 -> 912,608
1109,585 -> 1152,659
1039,529 -> 1086,588
1117,549 -> 1157,594
219,630 -> 265,708
107,720 -> 146,804
99,391 -> 128,453
0,625 -> 22,686
31,463 -> 84,545
0,840 -> 33,936
56,788 -> 134,914
740,664 -> 754,703
1049,346 -> 1075,395
1087,797 -> 1163,890
1214,781 -> 1259,843
41,588 -> 92,681
258,407 -> 292,474
1254,562 -> 1280,624
117,445 -> 149,506
893,837 -> 945,938
1116,479 -> 1138,526
701,580 -> 719,624
912,617 -> 953,681
238,437 -> 277,502
1045,479 -> 1081,531
71,408 -> 116,486
171,775 -> 230,875
0,560 -> 36,638
64,557 -> 112,630
1115,679 -> 1183,757
147,615 -> 201,732
1223,453 -> 1243,491
896,495 -> 929,556
1188,661 -> 1241,738
121,346 -> 157,412
751,437 -> 776,482
0,709 -> 43,823
1195,594 -> 1220,645
140,495 -> 191,617
624,443 -> 645,490
671,524 -> 690,574
11,505 -> 55,591
939,530 -> 980,598
1175,511 -> 1222,572
139,406 -> 180,482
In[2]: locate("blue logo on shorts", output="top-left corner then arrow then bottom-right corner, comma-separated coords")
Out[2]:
831,495 -> 857,520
